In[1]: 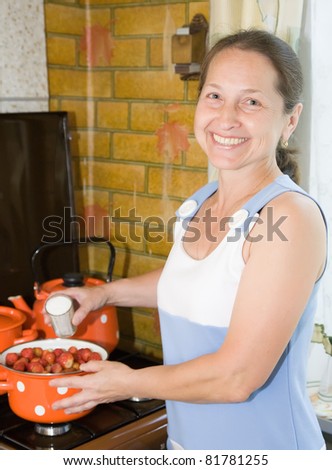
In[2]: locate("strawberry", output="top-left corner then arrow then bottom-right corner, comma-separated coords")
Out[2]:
13,359 -> 27,371
57,352 -> 74,369
20,347 -> 34,361
30,357 -> 42,363
33,347 -> 43,357
78,348 -> 92,363
50,363 -> 63,373
43,351 -> 56,365
90,352 -> 102,361
5,352 -> 19,367
27,362 -> 44,373
53,348 -> 64,358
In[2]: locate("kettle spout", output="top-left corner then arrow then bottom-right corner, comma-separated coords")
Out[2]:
8,295 -> 34,317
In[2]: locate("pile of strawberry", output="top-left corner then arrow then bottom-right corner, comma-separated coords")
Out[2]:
5,346 -> 102,374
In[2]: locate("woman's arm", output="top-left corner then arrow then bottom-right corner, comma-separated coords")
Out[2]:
47,268 -> 163,327
51,192 -> 326,413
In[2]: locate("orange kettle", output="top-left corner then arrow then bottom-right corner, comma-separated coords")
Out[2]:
9,238 -> 119,354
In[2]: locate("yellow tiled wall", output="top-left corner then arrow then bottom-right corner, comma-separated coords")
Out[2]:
44,0 -> 209,359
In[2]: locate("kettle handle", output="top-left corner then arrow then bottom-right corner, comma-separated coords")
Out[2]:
31,237 -> 116,291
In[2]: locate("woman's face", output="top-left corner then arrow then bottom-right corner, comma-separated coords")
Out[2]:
194,47 -> 300,172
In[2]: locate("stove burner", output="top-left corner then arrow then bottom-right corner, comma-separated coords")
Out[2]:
35,422 -> 71,436
2,421 -> 93,450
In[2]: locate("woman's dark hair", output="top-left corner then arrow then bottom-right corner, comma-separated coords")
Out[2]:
198,29 -> 303,183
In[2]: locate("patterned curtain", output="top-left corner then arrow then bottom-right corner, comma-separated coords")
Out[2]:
302,0 -> 332,420
209,0 -> 303,46
208,0 -> 304,181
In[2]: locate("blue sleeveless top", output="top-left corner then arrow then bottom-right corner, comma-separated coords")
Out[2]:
157,175 -> 327,450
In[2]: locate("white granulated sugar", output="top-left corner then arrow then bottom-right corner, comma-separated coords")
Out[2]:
46,295 -> 72,316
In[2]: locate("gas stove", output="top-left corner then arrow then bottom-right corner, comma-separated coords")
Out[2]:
0,350 -> 167,450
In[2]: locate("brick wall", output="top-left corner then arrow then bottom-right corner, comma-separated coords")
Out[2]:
44,0 -> 209,359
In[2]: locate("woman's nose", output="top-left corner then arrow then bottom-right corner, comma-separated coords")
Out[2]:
216,104 -> 240,129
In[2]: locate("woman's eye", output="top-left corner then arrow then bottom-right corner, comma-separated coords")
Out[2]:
207,92 -> 220,100
247,98 -> 260,106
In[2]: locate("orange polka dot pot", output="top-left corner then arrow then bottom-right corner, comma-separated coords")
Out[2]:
0,338 -> 108,423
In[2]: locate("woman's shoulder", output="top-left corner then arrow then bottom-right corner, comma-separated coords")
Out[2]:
245,188 -> 327,282
247,190 -> 327,258
261,190 -> 325,229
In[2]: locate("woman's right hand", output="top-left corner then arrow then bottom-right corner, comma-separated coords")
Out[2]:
43,284 -> 110,327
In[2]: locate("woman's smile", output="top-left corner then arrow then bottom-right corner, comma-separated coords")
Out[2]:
212,133 -> 249,147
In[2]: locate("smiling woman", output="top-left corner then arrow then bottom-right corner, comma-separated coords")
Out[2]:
46,29 -> 327,450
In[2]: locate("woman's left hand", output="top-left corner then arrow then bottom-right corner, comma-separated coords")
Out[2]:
50,360 -> 134,415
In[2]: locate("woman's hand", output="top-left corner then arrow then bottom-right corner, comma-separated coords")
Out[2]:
43,284 -> 109,327
50,360 -> 135,415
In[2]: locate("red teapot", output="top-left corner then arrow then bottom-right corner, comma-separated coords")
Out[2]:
9,238 -> 119,354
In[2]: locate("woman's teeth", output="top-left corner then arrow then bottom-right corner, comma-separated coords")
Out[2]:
213,134 -> 247,146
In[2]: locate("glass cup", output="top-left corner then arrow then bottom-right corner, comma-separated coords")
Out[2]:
45,294 -> 77,338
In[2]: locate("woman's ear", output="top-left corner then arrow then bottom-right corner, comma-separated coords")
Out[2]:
282,102 -> 303,142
